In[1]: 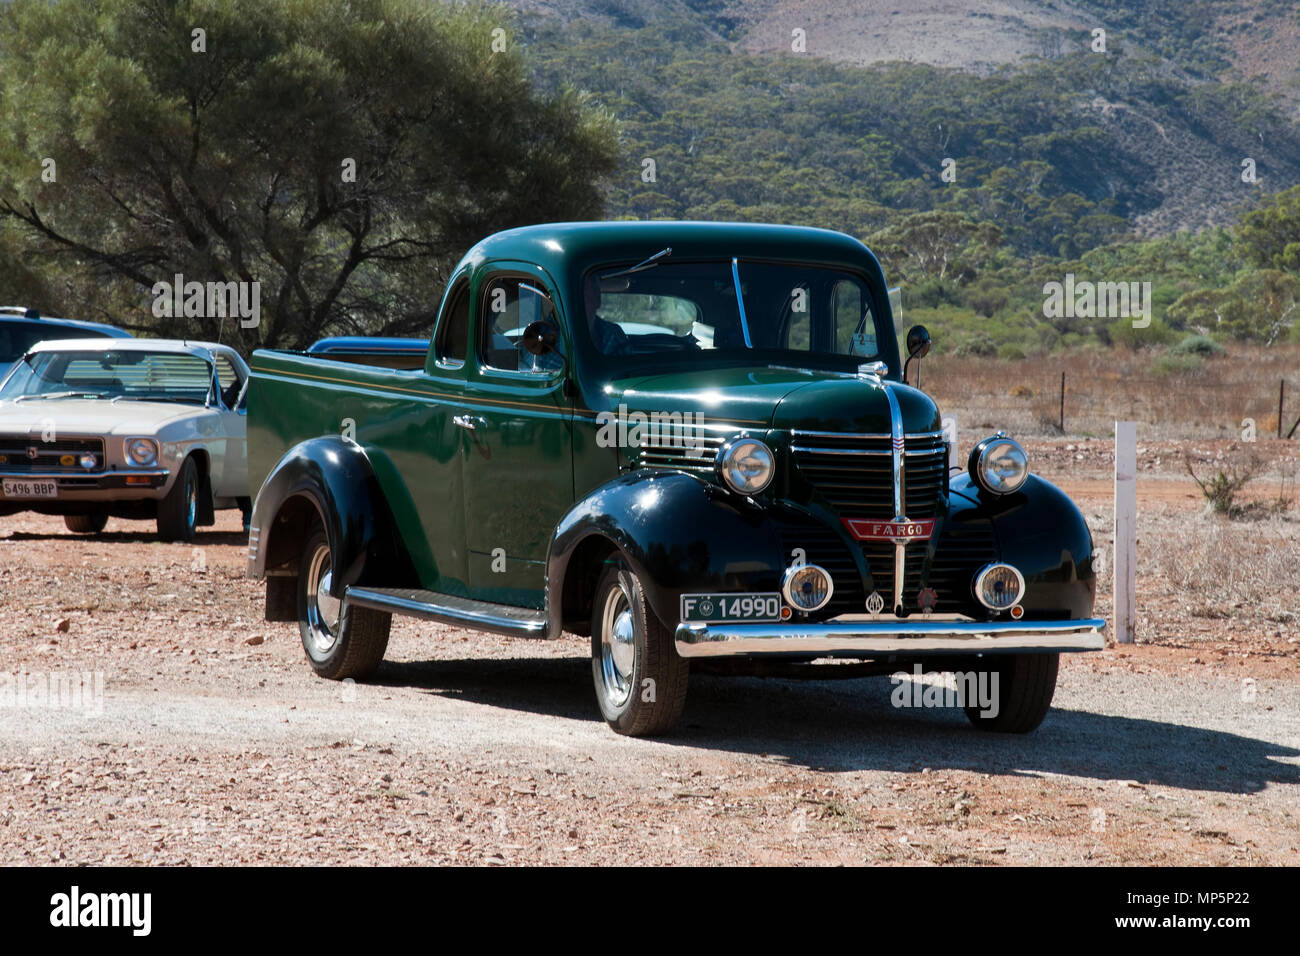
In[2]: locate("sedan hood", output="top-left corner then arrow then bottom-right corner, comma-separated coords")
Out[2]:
0,398 -> 203,435
606,366 -> 941,434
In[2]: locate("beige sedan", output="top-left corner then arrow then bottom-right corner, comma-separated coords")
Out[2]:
0,339 -> 250,540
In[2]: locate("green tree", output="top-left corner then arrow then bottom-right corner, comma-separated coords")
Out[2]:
1237,184 -> 1300,273
0,0 -> 618,350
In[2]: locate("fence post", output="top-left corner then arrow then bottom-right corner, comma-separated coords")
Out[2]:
1114,421 -> 1137,645
1059,372 -> 1066,433
1280,380 -> 1286,440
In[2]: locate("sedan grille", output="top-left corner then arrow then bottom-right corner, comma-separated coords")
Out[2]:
0,435 -> 105,473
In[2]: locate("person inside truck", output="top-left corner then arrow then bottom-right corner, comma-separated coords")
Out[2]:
584,272 -> 630,354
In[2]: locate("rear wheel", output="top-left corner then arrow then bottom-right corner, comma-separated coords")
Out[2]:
156,457 -> 198,541
590,562 -> 689,736
64,513 -> 107,534
297,525 -> 390,680
963,653 -> 1059,733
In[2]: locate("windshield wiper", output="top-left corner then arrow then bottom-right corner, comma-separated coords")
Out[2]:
14,391 -> 103,401
601,247 -> 672,279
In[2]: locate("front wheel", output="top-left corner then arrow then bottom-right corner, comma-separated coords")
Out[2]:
297,525 -> 390,680
590,562 -> 689,736
963,653 -> 1060,733
156,457 -> 198,541
64,513 -> 107,534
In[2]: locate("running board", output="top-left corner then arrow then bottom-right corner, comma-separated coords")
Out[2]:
343,587 -> 548,638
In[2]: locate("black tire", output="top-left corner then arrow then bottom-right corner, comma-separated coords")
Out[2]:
963,653 -> 1060,733
590,562 -> 689,736
297,525 -> 390,680
64,513 -> 107,534
156,457 -> 199,541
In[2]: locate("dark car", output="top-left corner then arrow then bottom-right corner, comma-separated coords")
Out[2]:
246,221 -> 1104,737
0,307 -> 132,380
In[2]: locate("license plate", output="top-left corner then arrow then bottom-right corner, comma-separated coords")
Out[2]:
680,592 -> 782,623
1,478 -> 58,498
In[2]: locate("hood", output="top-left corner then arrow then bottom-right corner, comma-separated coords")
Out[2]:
0,399 -> 202,435
605,366 -> 941,434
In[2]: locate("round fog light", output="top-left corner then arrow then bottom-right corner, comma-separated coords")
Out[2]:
79,454 -> 97,470
974,563 -> 1025,611
781,564 -> 834,612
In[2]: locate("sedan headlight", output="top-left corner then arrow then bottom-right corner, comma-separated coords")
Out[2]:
125,437 -> 159,466
715,435 -> 774,495
968,433 -> 1029,494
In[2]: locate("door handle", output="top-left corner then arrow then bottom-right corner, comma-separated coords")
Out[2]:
453,414 -> 485,431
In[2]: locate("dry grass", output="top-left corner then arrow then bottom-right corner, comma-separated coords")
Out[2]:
923,345 -> 1300,440
1145,516 -> 1300,616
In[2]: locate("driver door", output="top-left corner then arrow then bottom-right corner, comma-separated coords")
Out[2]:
461,267 -> 573,608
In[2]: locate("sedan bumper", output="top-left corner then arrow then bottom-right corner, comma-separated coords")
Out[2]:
674,615 -> 1107,659
0,469 -> 170,500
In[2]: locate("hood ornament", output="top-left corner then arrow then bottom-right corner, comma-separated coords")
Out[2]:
857,361 -> 888,382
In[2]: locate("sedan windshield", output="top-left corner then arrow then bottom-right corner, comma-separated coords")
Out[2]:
0,350 -> 214,404
582,259 -> 885,367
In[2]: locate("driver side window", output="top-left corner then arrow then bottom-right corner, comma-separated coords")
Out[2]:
478,276 -> 561,373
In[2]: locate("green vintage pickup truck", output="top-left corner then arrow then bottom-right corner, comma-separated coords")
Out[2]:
247,221 -> 1104,736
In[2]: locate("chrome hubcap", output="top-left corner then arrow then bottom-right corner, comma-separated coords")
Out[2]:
599,573 -> 636,708
185,478 -> 196,527
305,545 -> 339,656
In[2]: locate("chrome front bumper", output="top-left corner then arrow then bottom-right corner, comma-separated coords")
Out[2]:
674,615 -> 1107,659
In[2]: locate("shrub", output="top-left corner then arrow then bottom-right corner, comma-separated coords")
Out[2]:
1151,352 -> 1202,375
955,335 -> 997,357
1171,334 -> 1225,357
998,344 -> 1027,360
1184,449 -> 1265,517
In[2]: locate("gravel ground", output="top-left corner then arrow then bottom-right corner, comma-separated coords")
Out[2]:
2,470 -> 1298,866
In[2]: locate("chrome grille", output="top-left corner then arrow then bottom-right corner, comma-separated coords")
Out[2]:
926,516 -> 997,612
0,435 -> 104,473
790,429 -> 947,519
628,426 -> 731,475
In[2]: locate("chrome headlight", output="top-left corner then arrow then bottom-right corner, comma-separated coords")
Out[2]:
125,437 -> 158,466
968,434 -> 1029,494
715,435 -> 774,495
974,563 -> 1025,611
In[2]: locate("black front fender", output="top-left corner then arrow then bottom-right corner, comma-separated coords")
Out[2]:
247,437 -> 416,598
952,472 -> 1097,618
546,471 -> 801,636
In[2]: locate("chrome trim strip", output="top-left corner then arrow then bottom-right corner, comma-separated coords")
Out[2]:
0,469 -> 166,481
790,445 -> 946,457
879,380 -> 907,611
790,429 -> 945,440
344,586 -> 547,638
674,617 -> 1108,658
791,445 -> 892,456
730,258 -> 754,349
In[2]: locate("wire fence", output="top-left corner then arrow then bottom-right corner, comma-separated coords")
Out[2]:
924,369 -> 1300,441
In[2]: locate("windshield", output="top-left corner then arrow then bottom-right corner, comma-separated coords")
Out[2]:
0,350 -> 215,404
582,259 -> 885,368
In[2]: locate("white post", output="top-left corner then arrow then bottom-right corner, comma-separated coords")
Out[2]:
1113,421 -> 1137,644
942,415 -> 958,471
